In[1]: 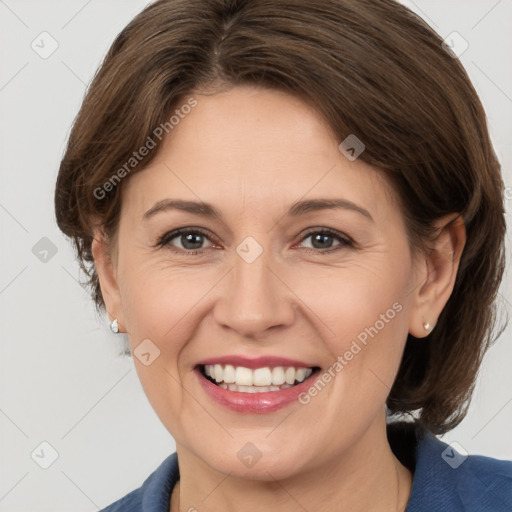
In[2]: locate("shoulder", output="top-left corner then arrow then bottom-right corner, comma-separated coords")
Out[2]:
99,452 -> 179,512
405,425 -> 512,511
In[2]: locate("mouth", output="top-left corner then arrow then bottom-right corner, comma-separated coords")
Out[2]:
197,364 -> 322,393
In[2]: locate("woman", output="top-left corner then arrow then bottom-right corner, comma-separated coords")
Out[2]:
54,0 -> 512,510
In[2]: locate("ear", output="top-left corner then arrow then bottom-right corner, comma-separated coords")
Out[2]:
408,214 -> 466,338
91,229 -> 125,333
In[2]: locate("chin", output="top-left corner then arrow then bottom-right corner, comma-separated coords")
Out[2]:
200,445 -> 309,482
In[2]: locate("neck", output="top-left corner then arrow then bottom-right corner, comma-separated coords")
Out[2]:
171,413 -> 412,512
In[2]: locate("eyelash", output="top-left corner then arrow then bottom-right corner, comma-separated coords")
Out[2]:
156,227 -> 354,256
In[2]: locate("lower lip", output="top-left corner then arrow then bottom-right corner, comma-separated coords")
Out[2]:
195,367 -> 320,413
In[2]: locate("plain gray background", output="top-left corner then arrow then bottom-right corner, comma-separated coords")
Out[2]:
0,1 -> 511,510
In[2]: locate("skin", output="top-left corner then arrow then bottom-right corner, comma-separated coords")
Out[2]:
92,85 -> 466,512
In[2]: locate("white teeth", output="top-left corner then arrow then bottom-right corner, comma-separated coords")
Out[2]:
295,368 -> 308,383
271,367 -> 286,385
239,385 -> 256,393
253,368 -> 272,386
219,383 -> 294,393
203,364 -> 314,387
285,367 -> 296,385
223,364 -> 236,384
235,367 -> 253,386
214,364 -> 223,383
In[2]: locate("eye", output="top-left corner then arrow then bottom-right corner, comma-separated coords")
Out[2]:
156,227 -> 354,256
297,228 -> 354,254
157,228 -> 215,254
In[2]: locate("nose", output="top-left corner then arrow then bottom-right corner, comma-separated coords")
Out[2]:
213,241 -> 297,338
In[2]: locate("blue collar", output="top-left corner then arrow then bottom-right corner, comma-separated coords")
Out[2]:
102,420 -> 512,511
399,422 -> 512,511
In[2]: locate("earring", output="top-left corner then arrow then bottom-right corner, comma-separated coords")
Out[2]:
423,321 -> 431,332
110,318 -> 119,334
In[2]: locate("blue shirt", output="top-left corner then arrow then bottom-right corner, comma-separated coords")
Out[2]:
100,421 -> 512,511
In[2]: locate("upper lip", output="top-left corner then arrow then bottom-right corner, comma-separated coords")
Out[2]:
195,355 -> 319,370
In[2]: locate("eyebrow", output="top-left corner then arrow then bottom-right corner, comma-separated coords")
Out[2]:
142,198 -> 373,222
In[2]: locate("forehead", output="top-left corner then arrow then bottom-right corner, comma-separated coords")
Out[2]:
121,86 -> 398,223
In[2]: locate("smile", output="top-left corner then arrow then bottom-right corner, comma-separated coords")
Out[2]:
200,364 -> 318,393
195,363 -> 322,413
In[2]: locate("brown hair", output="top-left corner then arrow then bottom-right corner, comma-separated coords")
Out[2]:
54,0 -> 507,435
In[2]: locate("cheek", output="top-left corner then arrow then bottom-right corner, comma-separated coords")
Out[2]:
118,255 -> 205,341
297,259 -> 409,339
294,260 -> 411,392
117,262 -> 197,429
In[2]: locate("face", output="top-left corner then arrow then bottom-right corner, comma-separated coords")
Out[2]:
97,85 -> 425,480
